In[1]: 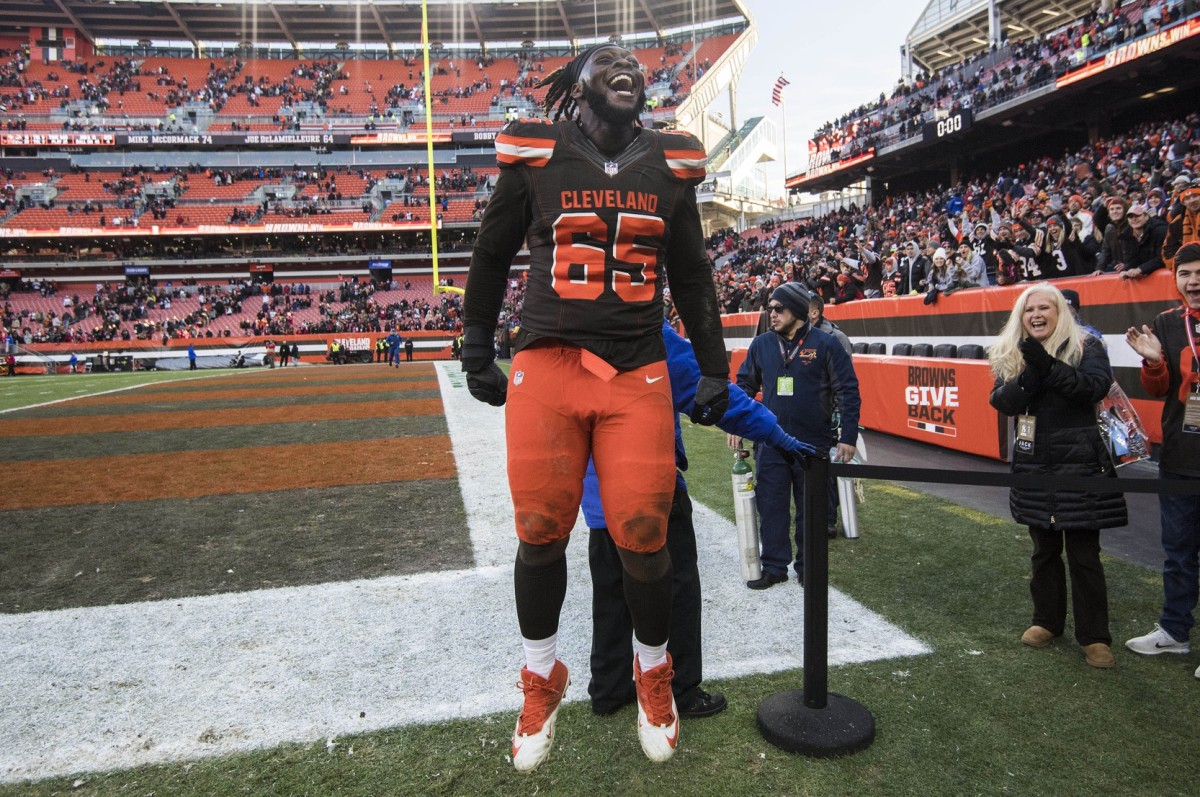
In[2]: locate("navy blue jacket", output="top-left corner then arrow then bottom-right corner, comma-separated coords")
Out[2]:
735,322 -> 861,449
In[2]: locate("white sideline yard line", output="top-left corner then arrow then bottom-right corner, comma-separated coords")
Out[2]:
0,361 -> 929,784
0,370 -> 243,415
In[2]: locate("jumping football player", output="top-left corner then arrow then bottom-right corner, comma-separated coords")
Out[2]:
461,43 -> 729,771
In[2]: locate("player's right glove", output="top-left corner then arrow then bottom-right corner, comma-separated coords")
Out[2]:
461,325 -> 507,407
689,375 -> 729,426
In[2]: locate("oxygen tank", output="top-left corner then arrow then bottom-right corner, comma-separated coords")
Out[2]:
732,445 -> 762,581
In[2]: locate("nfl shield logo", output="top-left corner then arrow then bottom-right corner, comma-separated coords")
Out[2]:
513,371 -> 524,386
604,161 -> 619,177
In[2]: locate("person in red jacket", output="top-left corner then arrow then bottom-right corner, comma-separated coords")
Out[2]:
1124,243 -> 1200,678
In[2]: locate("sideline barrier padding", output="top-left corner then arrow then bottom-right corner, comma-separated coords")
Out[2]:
722,273 -> 1181,449
856,355 -> 1005,460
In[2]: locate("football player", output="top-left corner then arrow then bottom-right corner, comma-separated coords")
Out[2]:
461,43 -> 729,771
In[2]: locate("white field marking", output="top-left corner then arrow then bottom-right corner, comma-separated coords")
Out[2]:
0,371 -> 244,415
0,361 -> 929,784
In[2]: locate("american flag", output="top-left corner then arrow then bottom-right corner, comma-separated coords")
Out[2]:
771,75 -> 790,106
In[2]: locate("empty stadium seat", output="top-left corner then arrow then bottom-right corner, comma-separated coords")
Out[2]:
911,343 -> 934,357
933,344 -> 958,358
891,343 -> 912,356
852,342 -> 868,354
958,344 -> 987,360
866,342 -> 886,355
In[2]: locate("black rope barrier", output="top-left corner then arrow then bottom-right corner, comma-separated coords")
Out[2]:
831,463 -> 1200,494
757,456 -> 1198,758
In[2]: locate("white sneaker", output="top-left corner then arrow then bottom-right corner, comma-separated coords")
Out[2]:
1195,663 -> 1200,680
511,660 -> 569,772
634,653 -> 679,763
1125,624 -> 1190,655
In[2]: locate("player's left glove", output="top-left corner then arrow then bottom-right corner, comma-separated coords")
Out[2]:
689,376 -> 729,426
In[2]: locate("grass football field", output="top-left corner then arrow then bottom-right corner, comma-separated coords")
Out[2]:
0,363 -> 1197,796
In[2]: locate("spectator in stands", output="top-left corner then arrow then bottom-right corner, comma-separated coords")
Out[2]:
1162,177 -> 1200,264
1123,243 -> 1200,675
988,283 -> 1125,669
879,251 -> 904,297
956,241 -> 989,288
1038,216 -> 1087,278
830,272 -> 862,305
899,241 -> 928,295
1065,194 -> 1095,238
1118,203 -> 1168,279
923,247 -> 956,304
1095,196 -> 1130,274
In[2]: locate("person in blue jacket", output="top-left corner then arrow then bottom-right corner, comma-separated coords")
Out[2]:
582,318 -> 815,718
385,330 -> 402,367
735,282 -> 861,589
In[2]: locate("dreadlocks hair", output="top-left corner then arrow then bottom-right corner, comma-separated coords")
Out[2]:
537,43 -> 609,121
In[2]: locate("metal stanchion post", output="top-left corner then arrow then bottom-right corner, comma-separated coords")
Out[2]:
756,454 -> 875,757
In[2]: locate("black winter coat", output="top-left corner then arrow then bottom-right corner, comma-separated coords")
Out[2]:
989,336 -> 1128,530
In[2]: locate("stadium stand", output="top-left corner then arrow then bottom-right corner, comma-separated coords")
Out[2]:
0,0 -> 1195,363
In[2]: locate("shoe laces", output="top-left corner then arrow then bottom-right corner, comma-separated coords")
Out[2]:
636,661 -> 676,727
516,668 -> 564,736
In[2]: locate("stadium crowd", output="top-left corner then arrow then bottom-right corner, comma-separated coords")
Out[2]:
809,0 -> 1197,160
713,113 -> 1199,313
0,273 -> 466,345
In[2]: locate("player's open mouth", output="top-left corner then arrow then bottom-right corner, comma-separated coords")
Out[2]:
607,74 -> 637,97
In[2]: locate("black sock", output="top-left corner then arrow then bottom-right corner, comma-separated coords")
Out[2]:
623,564 -> 672,647
513,552 -> 567,640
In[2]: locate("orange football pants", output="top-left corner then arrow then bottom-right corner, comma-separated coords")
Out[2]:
505,342 -> 676,553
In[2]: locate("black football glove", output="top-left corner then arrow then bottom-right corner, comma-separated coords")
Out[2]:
461,325 -> 507,407
467,362 -> 508,406
1019,337 -> 1056,377
689,376 -> 729,426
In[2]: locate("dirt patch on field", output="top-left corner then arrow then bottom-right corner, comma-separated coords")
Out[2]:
195,363 -> 435,384
5,415 -> 448,462
164,371 -> 436,391
0,398 -> 446,437
71,380 -> 440,406
1,436 -> 456,510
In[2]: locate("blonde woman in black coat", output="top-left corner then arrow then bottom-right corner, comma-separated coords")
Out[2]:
989,284 -> 1127,668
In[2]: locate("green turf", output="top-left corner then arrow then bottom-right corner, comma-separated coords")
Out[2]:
2,376 -> 1198,795
5,476 -> 1196,796
0,369 -> 247,413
